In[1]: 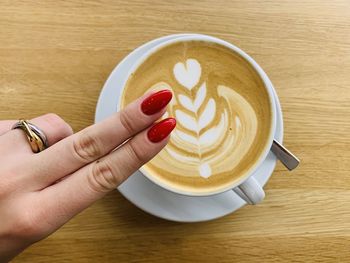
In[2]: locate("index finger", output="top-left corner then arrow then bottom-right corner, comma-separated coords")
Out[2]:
29,90 -> 172,189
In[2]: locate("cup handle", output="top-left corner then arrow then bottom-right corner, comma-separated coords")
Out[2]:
233,177 -> 265,205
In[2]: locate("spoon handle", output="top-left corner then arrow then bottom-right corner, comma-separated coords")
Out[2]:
271,140 -> 300,171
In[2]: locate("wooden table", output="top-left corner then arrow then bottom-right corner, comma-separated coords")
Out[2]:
1,1 -> 350,262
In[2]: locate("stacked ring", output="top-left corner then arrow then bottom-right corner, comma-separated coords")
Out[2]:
12,120 -> 48,153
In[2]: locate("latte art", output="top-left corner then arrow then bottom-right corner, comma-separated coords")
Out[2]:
156,58 -> 257,179
122,41 -> 272,194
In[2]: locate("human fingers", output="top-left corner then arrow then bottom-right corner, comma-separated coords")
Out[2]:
26,90 -> 172,190
37,118 -> 176,230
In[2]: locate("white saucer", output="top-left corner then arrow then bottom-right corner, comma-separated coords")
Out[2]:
95,34 -> 284,222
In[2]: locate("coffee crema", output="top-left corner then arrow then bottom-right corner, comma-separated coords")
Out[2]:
121,41 -> 273,195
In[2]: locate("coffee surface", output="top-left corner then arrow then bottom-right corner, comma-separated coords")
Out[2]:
121,41 -> 273,194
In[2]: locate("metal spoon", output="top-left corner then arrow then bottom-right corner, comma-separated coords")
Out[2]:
271,140 -> 300,170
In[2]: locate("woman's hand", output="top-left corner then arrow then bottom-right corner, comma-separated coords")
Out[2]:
0,90 -> 175,262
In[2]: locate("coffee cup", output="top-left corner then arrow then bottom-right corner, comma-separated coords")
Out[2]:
118,34 -> 276,205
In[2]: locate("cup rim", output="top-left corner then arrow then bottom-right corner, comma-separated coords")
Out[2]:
118,34 -> 277,197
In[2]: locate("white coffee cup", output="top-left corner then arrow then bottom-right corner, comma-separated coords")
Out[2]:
118,34 -> 277,205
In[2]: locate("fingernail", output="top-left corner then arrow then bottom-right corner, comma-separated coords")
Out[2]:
141,90 -> 173,115
148,118 -> 176,143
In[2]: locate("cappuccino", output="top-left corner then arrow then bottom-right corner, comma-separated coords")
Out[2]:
121,40 -> 273,195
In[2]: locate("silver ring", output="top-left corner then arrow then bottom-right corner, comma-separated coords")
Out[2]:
12,121 -> 48,149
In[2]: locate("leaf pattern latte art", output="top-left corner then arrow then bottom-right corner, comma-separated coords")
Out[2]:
147,58 -> 258,180
165,59 -> 233,178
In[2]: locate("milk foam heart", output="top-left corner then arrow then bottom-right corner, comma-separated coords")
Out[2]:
173,59 -> 201,90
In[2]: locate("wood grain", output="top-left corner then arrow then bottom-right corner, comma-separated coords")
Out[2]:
0,0 -> 349,262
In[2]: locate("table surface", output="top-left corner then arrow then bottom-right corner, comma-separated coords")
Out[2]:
1,0 -> 350,262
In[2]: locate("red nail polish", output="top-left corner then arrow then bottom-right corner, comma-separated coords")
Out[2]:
148,118 -> 176,143
141,90 -> 173,115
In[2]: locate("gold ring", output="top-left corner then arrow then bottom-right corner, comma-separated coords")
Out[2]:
12,120 -> 48,153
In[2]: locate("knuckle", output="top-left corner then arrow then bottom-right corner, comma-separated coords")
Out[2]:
72,132 -> 102,163
119,110 -> 135,134
125,140 -> 146,165
11,209 -> 44,241
43,113 -> 73,136
87,160 -> 122,193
